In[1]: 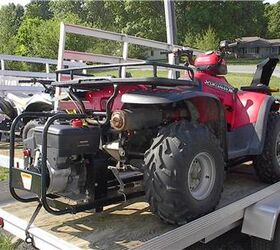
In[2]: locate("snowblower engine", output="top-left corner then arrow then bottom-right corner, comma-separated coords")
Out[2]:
23,124 -> 101,201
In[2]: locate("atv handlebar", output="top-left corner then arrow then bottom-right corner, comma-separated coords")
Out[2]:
161,49 -> 195,66
18,78 -> 55,95
160,49 -> 193,56
18,78 -> 53,85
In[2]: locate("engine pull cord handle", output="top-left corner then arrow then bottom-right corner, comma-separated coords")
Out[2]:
25,203 -> 43,247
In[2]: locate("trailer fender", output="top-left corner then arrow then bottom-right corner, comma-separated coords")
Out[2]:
242,192 -> 280,240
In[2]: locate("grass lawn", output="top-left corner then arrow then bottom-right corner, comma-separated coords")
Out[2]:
0,233 -> 14,250
0,167 -> 9,182
226,58 -> 264,65
226,72 -> 279,88
226,73 -> 280,98
92,68 -> 279,88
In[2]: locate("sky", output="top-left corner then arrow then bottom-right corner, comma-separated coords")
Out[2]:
0,0 -> 279,7
0,0 -> 30,7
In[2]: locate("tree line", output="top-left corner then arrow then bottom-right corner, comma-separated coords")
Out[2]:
0,0 -> 279,63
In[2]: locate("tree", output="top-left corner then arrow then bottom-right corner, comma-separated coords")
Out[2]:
82,0 -> 114,29
265,2 -> 280,38
16,13 -> 91,59
187,27 -> 219,51
176,1 -> 267,45
16,17 -> 42,56
103,1 -> 166,58
49,0 -> 83,19
0,3 -> 24,54
25,0 -> 53,20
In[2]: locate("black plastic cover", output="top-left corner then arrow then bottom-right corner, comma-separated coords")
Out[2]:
34,125 -> 100,157
251,58 -> 279,86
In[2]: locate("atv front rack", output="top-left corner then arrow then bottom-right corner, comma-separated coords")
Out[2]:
9,112 -> 144,215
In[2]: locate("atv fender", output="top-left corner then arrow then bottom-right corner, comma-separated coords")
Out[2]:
121,89 -> 208,105
25,102 -> 53,112
122,90 -> 228,159
23,102 -> 53,125
251,95 -> 276,155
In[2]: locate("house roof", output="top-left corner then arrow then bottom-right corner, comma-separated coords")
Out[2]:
267,39 -> 280,46
237,36 -> 262,42
235,36 -> 280,47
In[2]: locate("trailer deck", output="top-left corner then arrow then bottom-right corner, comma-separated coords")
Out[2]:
0,159 -> 273,250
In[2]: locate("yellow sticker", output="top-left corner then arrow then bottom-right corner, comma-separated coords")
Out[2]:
21,172 -> 32,190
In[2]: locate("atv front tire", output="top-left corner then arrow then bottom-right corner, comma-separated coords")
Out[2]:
22,120 -> 40,140
0,97 -> 17,119
254,112 -> 280,183
144,121 -> 225,225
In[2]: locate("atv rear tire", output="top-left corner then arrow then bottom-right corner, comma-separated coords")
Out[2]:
0,97 -> 17,119
254,112 -> 280,183
144,121 -> 225,225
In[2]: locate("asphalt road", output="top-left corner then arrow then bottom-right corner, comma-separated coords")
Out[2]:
228,65 -> 280,78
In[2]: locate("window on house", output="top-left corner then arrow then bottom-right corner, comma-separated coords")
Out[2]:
247,47 -> 259,54
272,47 -> 278,54
239,48 -> 246,54
151,50 -> 154,57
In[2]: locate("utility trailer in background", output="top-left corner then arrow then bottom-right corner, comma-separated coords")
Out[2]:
1,161 -> 280,250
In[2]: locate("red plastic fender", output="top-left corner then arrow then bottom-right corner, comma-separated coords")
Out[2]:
232,91 -> 267,129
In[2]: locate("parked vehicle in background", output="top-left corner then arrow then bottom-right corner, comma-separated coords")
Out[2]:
0,79 -> 54,140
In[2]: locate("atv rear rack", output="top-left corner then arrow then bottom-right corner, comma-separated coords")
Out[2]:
54,61 -> 196,89
55,61 -> 194,78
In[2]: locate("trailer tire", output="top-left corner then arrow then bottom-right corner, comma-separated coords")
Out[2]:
254,112 -> 280,183
144,121 -> 225,225
251,218 -> 280,250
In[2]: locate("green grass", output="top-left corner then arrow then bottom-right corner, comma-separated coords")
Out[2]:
89,69 -> 280,97
88,68 -> 168,78
0,167 -> 9,182
226,72 -> 279,89
226,73 -> 280,98
0,233 -> 14,250
227,58 -> 265,65
92,69 -> 279,87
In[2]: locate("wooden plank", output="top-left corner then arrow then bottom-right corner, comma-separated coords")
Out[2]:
1,165 -> 268,250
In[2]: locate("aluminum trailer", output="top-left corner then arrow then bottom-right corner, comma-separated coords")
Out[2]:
1,158 -> 280,249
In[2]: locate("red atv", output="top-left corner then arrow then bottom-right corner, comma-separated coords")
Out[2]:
9,41 -> 280,225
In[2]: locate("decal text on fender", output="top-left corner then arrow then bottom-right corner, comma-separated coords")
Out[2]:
204,80 -> 235,93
